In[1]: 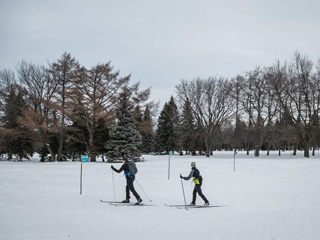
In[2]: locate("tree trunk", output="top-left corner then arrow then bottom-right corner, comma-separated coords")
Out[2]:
88,131 -> 96,162
293,145 -> 297,156
57,82 -> 65,162
312,144 -> 316,156
90,153 -> 96,162
304,144 -> 309,158
204,136 -> 211,158
48,147 -> 55,162
89,145 -> 96,162
254,145 -> 260,157
205,147 -> 210,158
246,142 -> 250,155
57,136 -> 63,161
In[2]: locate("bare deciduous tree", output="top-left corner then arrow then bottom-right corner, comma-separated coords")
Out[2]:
176,77 -> 235,157
17,61 -> 59,161
268,52 -> 320,157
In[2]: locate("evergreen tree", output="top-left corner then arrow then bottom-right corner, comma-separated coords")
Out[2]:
0,128 -> 3,154
180,97 -> 196,155
134,105 -> 154,153
140,105 -> 154,153
93,118 -> 109,161
155,102 -> 169,153
65,104 -> 89,161
106,89 -> 142,159
155,96 -> 179,154
0,88 -> 34,159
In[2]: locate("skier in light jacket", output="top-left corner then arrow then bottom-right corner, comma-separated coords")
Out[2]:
180,162 -> 210,206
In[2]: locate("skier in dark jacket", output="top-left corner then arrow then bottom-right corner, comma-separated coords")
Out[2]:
111,156 -> 142,205
180,162 -> 210,206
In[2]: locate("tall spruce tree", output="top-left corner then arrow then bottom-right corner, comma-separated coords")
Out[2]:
139,105 -> 154,153
65,104 -> 88,161
180,97 -> 196,155
94,118 -> 109,161
155,96 -> 179,154
106,89 -> 142,159
1,88 -> 33,159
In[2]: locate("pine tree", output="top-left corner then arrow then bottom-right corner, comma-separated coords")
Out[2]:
94,118 -> 109,161
1,88 -> 34,159
106,89 -> 142,160
180,97 -> 196,155
155,96 -> 179,154
134,105 -> 155,153
139,105 -> 154,153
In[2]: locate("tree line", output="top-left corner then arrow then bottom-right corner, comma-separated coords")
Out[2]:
1,51 -> 319,160
156,51 -> 320,158
0,53 -> 156,161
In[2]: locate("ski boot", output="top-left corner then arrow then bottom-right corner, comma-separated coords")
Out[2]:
135,198 -> 143,205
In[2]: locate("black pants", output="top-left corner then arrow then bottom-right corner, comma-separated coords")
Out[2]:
125,176 -> 140,200
192,183 -> 208,204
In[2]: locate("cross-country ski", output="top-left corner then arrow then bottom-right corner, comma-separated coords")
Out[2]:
109,202 -> 154,207
100,200 -> 123,203
100,199 -> 148,206
164,204 -> 224,209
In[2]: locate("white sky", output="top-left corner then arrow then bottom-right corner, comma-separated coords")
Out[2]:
1,0 -> 320,108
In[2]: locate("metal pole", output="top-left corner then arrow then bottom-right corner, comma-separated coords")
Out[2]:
168,154 -> 171,180
80,161 -> 83,194
234,150 -> 235,172
180,178 -> 188,211
112,169 -> 116,202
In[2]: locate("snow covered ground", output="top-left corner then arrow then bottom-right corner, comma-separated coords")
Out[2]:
1,151 -> 320,240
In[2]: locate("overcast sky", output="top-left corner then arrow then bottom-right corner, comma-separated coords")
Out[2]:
1,0 -> 320,109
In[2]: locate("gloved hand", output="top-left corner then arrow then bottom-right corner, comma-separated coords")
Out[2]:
111,165 -> 114,170
180,174 -> 183,179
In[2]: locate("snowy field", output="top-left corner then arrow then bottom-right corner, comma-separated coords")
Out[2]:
1,151 -> 320,240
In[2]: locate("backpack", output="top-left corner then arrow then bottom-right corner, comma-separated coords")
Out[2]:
192,168 -> 203,184
127,160 -> 138,176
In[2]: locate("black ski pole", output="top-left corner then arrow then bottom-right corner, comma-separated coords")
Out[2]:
180,177 -> 188,211
135,178 -> 152,202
